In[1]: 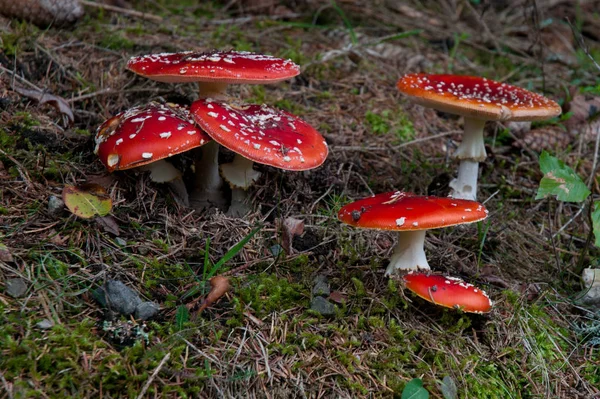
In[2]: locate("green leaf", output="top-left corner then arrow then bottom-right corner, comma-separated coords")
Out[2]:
175,305 -> 189,331
535,151 -> 590,203
207,225 -> 262,278
402,378 -> 429,399
593,201 -> 600,248
439,376 -> 457,399
62,183 -> 112,219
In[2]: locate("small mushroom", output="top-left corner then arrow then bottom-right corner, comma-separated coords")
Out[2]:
94,102 -> 211,205
338,191 -> 488,276
402,272 -> 492,314
191,98 -> 328,216
397,73 -> 561,200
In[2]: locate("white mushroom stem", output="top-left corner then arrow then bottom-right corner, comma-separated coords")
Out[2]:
190,141 -> 225,209
189,82 -> 228,210
449,117 -> 487,201
449,160 -> 479,201
385,230 -> 430,276
197,82 -> 229,99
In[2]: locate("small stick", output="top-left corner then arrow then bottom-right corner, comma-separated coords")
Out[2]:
136,352 -> 170,399
79,0 -> 163,22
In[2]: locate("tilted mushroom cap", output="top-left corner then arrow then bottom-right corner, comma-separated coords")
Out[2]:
95,102 -> 211,172
397,73 -> 561,122
127,50 -> 300,84
190,98 -> 329,171
338,191 -> 488,231
402,272 -> 492,313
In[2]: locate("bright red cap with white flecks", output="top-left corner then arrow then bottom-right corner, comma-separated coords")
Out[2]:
338,191 -> 488,230
190,98 -> 328,170
397,73 -> 561,122
402,272 -> 492,313
127,50 -> 300,84
95,102 -> 211,172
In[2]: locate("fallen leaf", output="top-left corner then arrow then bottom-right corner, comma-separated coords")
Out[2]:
95,216 -> 120,236
197,275 -> 231,314
281,217 -> 304,254
62,183 -> 112,219
13,85 -> 74,124
329,291 -> 347,304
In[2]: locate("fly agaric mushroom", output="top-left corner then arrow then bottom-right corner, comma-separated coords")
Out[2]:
127,50 -> 300,98
95,102 -> 211,205
403,272 -> 492,313
338,191 -> 488,276
397,73 -> 561,200
190,98 -> 328,216
126,50 -> 301,209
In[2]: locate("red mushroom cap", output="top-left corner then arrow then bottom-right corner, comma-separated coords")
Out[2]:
127,50 -> 300,84
402,272 -> 492,313
397,73 -> 561,122
95,102 -> 211,172
190,98 -> 328,170
338,191 -> 488,231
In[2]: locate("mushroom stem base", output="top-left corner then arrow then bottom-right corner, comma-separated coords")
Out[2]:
190,141 -> 226,210
385,230 -> 430,276
227,188 -> 252,217
449,160 -> 479,201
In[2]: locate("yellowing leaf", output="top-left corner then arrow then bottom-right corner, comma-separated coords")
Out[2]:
62,184 -> 112,219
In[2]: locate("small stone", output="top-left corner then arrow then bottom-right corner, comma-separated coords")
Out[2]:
36,319 -> 54,330
47,195 -> 65,216
582,268 -> 600,289
5,278 -> 28,298
312,275 -> 330,297
134,301 -> 160,320
579,286 -> 600,310
99,280 -> 143,316
310,296 -> 335,316
115,237 -> 127,247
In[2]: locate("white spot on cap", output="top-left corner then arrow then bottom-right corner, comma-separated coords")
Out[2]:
396,217 -> 406,226
160,132 -> 171,139
142,152 -> 153,159
107,154 -> 119,167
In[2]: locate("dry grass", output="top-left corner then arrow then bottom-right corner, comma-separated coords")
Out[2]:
1,0 -> 600,398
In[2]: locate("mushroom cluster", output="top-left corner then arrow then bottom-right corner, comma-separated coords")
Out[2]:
95,49 -> 328,214
94,51 -> 563,316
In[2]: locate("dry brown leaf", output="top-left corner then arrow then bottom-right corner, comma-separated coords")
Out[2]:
281,217 -> 305,254
95,216 -> 120,236
197,275 -> 230,314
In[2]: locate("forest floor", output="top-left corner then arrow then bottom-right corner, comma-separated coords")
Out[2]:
1,0 -> 600,398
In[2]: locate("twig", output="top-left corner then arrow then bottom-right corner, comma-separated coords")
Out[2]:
136,352 -> 170,399
334,130 -> 459,152
79,0 -> 163,22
